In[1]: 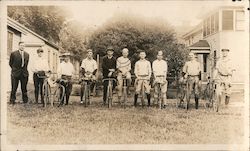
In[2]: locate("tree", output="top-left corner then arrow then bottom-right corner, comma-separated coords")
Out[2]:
58,21 -> 93,61
8,6 -> 69,43
87,14 -> 189,77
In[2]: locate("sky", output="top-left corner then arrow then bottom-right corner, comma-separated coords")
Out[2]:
65,0 -> 247,29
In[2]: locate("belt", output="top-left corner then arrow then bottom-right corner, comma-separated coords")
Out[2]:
61,75 -> 72,79
188,75 -> 199,77
219,74 -> 229,77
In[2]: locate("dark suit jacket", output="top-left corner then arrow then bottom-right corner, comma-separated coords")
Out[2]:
9,50 -> 29,78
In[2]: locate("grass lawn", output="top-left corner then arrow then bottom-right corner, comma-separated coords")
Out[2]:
7,90 -> 245,145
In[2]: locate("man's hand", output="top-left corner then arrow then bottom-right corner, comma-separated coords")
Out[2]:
109,69 -> 115,72
108,72 -> 113,77
184,74 -> 188,79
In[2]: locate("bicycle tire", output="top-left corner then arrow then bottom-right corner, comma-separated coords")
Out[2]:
108,83 -> 112,108
123,86 -> 127,108
42,82 -> 47,107
185,82 -> 190,110
213,84 -> 220,112
84,82 -> 88,107
54,85 -> 65,106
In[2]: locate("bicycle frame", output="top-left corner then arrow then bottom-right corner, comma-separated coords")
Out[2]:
81,77 -> 92,107
37,74 -> 51,107
137,78 -> 148,107
103,78 -> 117,108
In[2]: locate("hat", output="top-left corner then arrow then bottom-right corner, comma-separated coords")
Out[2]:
107,46 -> 114,51
157,51 -> 163,56
87,49 -> 93,53
61,52 -> 71,57
221,49 -> 230,52
37,48 -> 44,53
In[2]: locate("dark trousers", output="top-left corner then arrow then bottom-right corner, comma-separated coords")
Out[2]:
103,80 -> 116,103
10,74 -> 28,103
60,76 -> 72,105
33,73 -> 44,104
80,81 -> 95,101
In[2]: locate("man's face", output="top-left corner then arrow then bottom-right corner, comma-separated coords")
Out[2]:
107,50 -> 114,57
87,52 -> 93,59
64,56 -> 69,62
122,50 -> 128,58
38,52 -> 43,57
157,55 -> 163,60
189,53 -> 195,60
19,43 -> 25,51
222,50 -> 228,57
139,52 -> 146,59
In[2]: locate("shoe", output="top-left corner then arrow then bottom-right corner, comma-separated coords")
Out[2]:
80,101 -> 83,104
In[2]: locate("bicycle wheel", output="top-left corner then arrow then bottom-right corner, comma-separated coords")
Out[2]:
185,82 -> 190,110
123,86 -> 127,108
84,82 -> 88,107
54,85 -> 65,106
213,85 -> 220,112
107,83 -> 112,108
42,82 -> 50,108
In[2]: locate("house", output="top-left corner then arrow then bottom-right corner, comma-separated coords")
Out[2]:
7,17 -> 61,90
182,6 -> 248,92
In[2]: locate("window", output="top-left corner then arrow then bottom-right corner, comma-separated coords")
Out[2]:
215,12 -> 219,32
203,20 -> 207,37
203,54 -> 208,72
211,15 -> 215,34
7,31 -> 13,56
206,17 -> 211,35
222,10 -> 234,30
235,10 -> 245,31
213,50 -> 217,67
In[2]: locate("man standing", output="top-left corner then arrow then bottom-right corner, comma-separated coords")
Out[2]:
134,50 -> 152,107
9,41 -> 30,104
102,46 -> 116,105
31,48 -> 50,106
117,48 -> 131,103
213,49 -> 234,105
152,51 -> 168,109
57,53 -> 75,106
80,49 -> 98,104
183,52 -> 201,109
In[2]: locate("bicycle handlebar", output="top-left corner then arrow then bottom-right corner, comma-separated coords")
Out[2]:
102,78 -> 117,83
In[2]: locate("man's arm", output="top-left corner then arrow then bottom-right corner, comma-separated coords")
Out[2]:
134,62 -> 138,78
148,61 -> 152,79
9,52 -> 13,68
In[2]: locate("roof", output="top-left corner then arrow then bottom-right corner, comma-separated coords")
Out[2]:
7,17 -> 59,50
189,40 -> 210,53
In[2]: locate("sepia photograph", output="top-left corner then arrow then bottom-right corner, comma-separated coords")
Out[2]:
0,0 -> 249,150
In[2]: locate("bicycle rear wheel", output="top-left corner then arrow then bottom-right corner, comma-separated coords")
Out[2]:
42,82 -> 51,107
108,84 -> 113,108
185,82 -> 190,110
123,86 -> 127,108
54,85 -> 65,106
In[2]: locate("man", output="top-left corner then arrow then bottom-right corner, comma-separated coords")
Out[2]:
117,48 -> 131,103
134,50 -> 152,107
152,51 -> 168,109
213,49 -> 234,105
57,53 -> 75,106
80,49 -> 98,104
183,52 -> 201,109
102,46 -> 116,105
31,48 -> 50,106
9,41 -> 30,104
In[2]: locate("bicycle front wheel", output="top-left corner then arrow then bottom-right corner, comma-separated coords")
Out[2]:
42,82 -> 50,107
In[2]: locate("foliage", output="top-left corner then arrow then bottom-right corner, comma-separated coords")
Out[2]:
87,14 -> 189,77
8,6 -> 69,43
58,21 -> 94,61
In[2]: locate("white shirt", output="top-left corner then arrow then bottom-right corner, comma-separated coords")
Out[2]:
57,61 -> 75,77
31,56 -> 50,72
152,59 -> 168,76
183,60 -> 201,76
216,57 -> 233,76
117,56 -> 131,74
19,50 -> 24,67
134,59 -> 152,77
80,58 -> 97,73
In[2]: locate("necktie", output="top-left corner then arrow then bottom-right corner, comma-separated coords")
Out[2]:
21,51 -> 24,67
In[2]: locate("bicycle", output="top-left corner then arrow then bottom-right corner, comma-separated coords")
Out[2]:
37,72 -> 51,107
80,74 -> 93,107
121,75 -> 128,108
52,78 -> 67,107
176,76 -> 187,109
203,78 -> 221,112
103,77 -> 117,108
154,75 -> 165,109
136,76 -> 150,107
